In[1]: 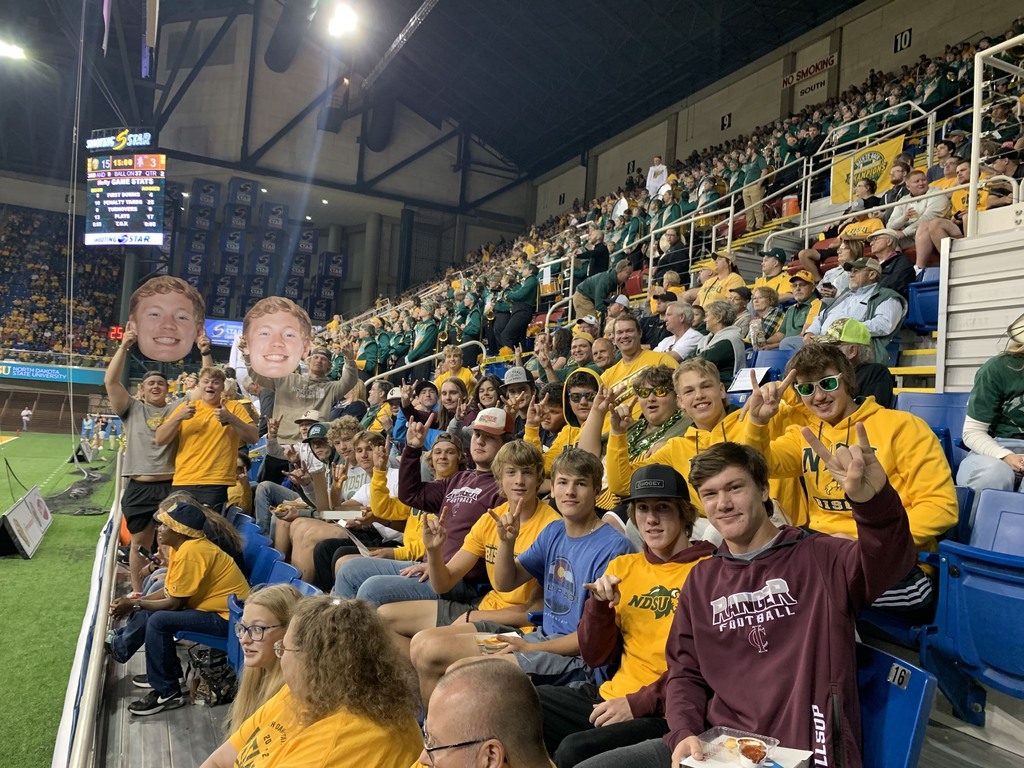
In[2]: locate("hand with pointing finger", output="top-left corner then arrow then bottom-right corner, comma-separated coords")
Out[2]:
742,369 -> 796,426
584,573 -> 623,606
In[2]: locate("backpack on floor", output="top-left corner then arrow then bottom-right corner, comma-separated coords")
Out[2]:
185,645 -> 237,707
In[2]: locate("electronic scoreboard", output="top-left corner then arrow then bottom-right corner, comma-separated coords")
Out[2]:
84,127 -> 165,246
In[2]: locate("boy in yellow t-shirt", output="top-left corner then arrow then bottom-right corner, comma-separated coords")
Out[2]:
535,465 -> 714,765
377,441 -> 558,663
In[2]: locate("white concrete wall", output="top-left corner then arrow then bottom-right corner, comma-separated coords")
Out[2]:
534,164 -> 586,224
595,122 -> 668,197
0,174 -> 84,215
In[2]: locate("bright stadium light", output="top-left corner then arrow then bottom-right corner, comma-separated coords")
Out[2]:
0,40 -> 26,59
328,4 -> 358,37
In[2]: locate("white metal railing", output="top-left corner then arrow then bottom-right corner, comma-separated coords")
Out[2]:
968,32 -> 1024,235
364,340 -> 488,385
56,452 -> 125,768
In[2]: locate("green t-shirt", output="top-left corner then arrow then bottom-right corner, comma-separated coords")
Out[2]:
967,354 -> 1024,439
741,155 -> 767,186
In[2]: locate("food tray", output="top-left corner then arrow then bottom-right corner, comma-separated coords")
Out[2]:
696,726 -> 779,761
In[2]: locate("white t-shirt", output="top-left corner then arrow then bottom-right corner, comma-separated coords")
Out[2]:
655,327 -> 704,360
348,467 -> 403,543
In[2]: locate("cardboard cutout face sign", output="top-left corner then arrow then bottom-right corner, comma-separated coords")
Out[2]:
127,276 -> 205,362
242,296 -> 314,378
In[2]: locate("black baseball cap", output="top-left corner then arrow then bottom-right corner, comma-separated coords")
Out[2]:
621,465 -> 691,503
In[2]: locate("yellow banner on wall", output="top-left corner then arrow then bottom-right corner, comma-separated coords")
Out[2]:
830,137 -> 905,204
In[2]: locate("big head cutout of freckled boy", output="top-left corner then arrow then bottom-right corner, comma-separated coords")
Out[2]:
127,276 -> 206,362
242,296 -> 314,378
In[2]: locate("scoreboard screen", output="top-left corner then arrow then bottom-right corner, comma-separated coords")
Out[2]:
85,153 -> 166,246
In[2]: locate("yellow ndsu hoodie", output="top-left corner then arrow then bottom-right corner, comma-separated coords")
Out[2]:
742,396 -> 958,552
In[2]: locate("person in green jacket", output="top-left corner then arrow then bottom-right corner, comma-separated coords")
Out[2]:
500,262 -> 539,350
460,292 -> 483,368
408,302 -> 439,375
571,259 -> 632,324
355,323 -> 379,380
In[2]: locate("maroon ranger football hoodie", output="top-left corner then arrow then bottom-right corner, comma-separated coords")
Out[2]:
663,482 -> 915,768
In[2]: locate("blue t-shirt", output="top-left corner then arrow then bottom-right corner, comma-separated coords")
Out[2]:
517,522 -> 635,638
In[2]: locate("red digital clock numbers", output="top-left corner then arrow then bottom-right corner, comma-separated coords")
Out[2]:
109,325 -> 125,340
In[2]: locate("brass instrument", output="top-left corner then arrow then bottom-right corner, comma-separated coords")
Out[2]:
608,366 -> 652,407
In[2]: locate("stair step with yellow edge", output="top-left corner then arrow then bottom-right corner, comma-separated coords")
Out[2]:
894,387 -> 936,395
889,365 -> 937,376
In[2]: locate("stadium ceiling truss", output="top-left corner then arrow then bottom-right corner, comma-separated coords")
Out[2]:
3,0 -> 865,206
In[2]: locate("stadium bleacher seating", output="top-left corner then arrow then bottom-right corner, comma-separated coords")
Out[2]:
894,392 -> 971,475
919,489 -> 1024,725
858,644 -> 937,768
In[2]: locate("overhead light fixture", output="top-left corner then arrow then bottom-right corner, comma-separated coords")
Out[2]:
321,199 -> 328,205
328,4 -> 358,37
260,187 -> 268,193
0,41 -> 26,59
182,192 -> 190,198
305,215 -> 312,221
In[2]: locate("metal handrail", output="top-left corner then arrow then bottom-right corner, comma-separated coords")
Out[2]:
817,100 -> 929,154
544,295 -> 571,331
60,452 -> 125,768
364,340 -> 488,385
968,31 -> 1024,235
761,175 -> 1020,249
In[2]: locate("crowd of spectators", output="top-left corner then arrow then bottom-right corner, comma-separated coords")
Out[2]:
0,205 -> 121,367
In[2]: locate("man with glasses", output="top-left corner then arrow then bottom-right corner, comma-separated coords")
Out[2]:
420,659 -> 552,767
801,256 -> 906,366
601,315 -> 678,426
740,343 -> 957,621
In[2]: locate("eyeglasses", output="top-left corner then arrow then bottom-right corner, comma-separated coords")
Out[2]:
634,386 -> 672,398
793,373 -> 843,397
234,622 -> 284,642
567,391 -> 597,403
421,725 -> 492,766
273,640 -> 303,658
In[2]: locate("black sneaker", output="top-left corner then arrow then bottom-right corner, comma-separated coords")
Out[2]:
132,674 -> 151,689
127,689 -> 185,716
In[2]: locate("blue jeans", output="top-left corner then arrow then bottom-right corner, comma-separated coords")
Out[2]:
956,438 -> 1024,521
254,481 -> 300,537
111,609 -> 228,696
333,557 -> 481,606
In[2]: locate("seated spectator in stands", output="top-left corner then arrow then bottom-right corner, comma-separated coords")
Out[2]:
865,228 -> 917,296
200,598 -> 422,768
328,378 -> 368,421
680,258 -> 715,305
930,155 -> 961,189
602,315 -> 678,421
449,449 -> 632,683
578,227 -> 610,279
983,99 -> 1021,145
603,295 -> 632,338
747,286 -> 785,351
227,452 -> 254,515
654,302 -> 703,362
156,366 -> 258,509
334,409 -> 505,604
108,499 -> 250,715
537,465 -> 714,768
525,369 -> 603,480
654,227 -> 686,276
591,337 -> 618,373
822,179 -> 881,241
225,584 -> 302,734
538,334 -> 601,384
254,411 -> 325,536
501,366 -> 537,436
535,384 -> 567,448
583,436 -> 916,767
421,661 -> 553,768
641,291 -> 671,348
751,248 -> 793,303
572,260 -> 633,324
811,317 -> 895,407
802,257 -> 907,365
887,170 -> 952,269
879,160 -> 911,223
778,270 -> 821,344
379,440 -> 558,661
796,236 -> 859,305
927,140 -> 958,182
694,252 -> 745,308
742,344 -> 957,621
957,326 -> 1024,505
692,301 -> 744,384
985,146 -> 1024,184
360,380 -> 394,433
728,286 -> 752,340
948,127 -> 971,160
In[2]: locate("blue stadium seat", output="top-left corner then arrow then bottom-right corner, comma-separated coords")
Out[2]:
290,578 -> 321,597
224,506 -> 246,527
750,349 -> 796,380
904,280 -> 940,333
227,593 -> 245,677
893,392 -> 970,474
857,644 -> 936,768
240,523 -> 269,577
919,489 -> 1024,725
232,512 -> 255,530
921,267 -> 941,282
250,546 -> 284,586
951,485 -> 976,544
267,560 -> 301,585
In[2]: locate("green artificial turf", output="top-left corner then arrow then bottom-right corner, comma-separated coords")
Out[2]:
0,433 -> 117,768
